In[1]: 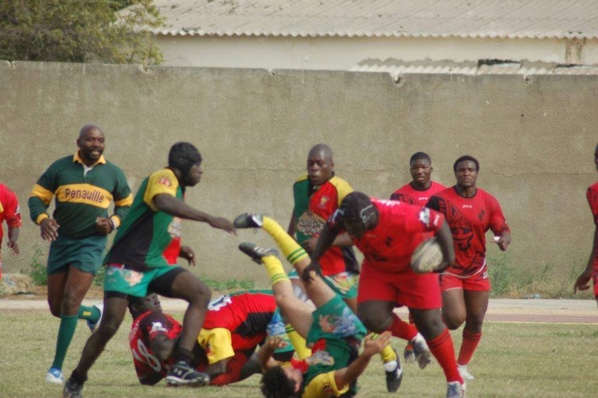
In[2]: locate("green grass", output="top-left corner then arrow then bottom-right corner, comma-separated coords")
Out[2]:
1,311 -> 596,397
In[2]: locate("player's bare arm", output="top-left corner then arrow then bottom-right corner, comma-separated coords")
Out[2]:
152,193 -> 237,234
333,331 -> 392,389
178,246 -> 196,266
496,230 -> 512,251
7,226 -> 19,255
434,220 -> 456,272
302,224 -> 338,283
574,226 -> 598,293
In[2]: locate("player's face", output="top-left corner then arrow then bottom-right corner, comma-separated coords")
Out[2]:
282,367 -> 303,393
343,217 -> 367,239
307,151 -> 333,186
410,159 -> 432,186
186,163 -> 203,187
141,293 -> 162,312
455,160 -> 478,188
77,128 -> 105,164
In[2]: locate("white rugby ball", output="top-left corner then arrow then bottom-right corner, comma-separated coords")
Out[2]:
410,237 -> 444,274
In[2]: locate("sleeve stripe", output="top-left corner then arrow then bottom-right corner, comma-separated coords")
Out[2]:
30,184 -> 54,205
114,194 -> 133,207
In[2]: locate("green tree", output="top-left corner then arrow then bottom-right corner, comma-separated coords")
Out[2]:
0,0 -> 164,64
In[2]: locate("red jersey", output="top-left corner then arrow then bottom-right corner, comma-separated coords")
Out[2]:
587,182 -> 598,267
329,199 -> 444,273
203,291 -> 277,352
427,187 -> 509,277
293,175 -> 359,275
390,181 -> 446,206
129,310 -> 181,385
0,184 -> 21,242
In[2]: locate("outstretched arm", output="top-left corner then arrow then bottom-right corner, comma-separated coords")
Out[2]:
302,224 -> 338,283
153,194 -> 236,234
333,332 -> 392,389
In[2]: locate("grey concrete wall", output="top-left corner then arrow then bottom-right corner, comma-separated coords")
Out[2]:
0,61 -> 596,287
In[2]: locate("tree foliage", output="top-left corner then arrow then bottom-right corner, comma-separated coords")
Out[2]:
0,0 -> 164,64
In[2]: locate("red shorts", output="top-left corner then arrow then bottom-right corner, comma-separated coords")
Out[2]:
357,265 -> 441,310
440,265 -> 491,292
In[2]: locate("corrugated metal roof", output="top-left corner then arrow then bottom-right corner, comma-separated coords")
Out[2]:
151,0 -> 598,39
350,59 -> 598,76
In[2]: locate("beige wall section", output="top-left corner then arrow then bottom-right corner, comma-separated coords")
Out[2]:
0,61 -> 596,285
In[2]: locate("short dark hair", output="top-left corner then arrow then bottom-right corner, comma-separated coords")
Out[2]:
453,155 -> 480,172
261,366 -> 299,398
168,142 -> 202,172
410,152 -> 431,164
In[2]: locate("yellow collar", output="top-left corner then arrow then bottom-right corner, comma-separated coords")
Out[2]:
73,151 -> 106,166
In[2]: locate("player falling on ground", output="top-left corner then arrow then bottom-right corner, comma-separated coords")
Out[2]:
427,155 -> 511,381
129,290 -> 292,386
390,151 -> 446,363
235,213 -> 392,398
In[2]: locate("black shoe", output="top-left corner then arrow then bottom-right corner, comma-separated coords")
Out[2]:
239,243 -> 279,264
63,378 -> 83,398
385,363 -> 404,393
233,213 -> 263,228
166,361 -> 210,386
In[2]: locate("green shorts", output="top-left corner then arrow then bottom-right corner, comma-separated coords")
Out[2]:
306,295 -> 366,344
47,234 -> 107,275
103,264 -> 180,297
288,269 -> 359,300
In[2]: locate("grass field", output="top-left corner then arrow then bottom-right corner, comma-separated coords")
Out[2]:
1,309 -> 597,398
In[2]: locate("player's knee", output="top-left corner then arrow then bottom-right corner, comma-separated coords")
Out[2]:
358,309 -> 390,332
443,315 -> 464,330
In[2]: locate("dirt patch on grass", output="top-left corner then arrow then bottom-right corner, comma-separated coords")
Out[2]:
0,274 -> 104,300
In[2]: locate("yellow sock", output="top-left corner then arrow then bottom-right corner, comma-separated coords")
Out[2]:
263,216 -> 309,265
380,343 -> 397,363
285,324 -> 312,359
262,255 -> 291,287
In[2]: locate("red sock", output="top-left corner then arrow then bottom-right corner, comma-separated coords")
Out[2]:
389,313 -> 418,341
458,330 -> 482,365
427,328 -> 463,383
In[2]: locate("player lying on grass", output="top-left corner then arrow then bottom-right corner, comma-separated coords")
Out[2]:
235,213 -> 393,398
129,290 -> 294,386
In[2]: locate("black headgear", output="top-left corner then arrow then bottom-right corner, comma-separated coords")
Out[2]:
168,142 -> 202,184
339,192 -> 376,225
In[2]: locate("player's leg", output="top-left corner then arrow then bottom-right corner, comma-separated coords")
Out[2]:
154,267 -> 212,386
48,266 -> 94,384
239,243 -> 314,338
457,289 -> 489,380
440,276 -> 467,330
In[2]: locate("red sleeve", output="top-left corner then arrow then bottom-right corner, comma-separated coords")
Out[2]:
486,194 -> 509,235
208,352 -> 251,386
1,188 -> 22,228
587,185 -> 598,226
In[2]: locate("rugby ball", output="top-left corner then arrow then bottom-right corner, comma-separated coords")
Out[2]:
410,237 -> 443,274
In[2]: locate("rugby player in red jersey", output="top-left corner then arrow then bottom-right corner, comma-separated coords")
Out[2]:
390,151 -> 446,363
574,143 -> 598,305
427,155 -> 511,381
129,291 -> 289,386
304,192 -> 466,398
390,152 -> 446,206
0,183 -> 22,279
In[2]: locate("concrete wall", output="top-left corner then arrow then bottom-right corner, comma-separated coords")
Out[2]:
0,61 -> 596,286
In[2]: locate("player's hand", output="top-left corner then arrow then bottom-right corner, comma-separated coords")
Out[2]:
179,246 -> 196,266
574,269 -> 592,293
266,336 -> 288,351
301,261 -> 322,283
208,216 -> 237,235
95,217 -> 114,235
363,331 -> 392,357
7,240 -> 19,256
40,218 -> 60,241
493,234 -> 511,251
301,236 -> 318,254
433,260 -> 452,273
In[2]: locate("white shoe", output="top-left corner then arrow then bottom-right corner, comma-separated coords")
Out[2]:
410,333 -> 432,369
458,364 -> 475,380
86,303 -> 104,332
46,367 -> 64,384
447,381 -> 466,398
